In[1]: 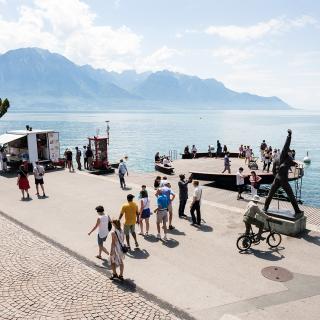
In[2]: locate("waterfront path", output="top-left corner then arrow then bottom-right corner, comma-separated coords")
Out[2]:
1,165 -> 320,319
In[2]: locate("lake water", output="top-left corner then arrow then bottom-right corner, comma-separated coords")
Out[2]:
1,109 -> 319,207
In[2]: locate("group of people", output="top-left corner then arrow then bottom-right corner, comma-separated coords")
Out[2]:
16,161 -> 46,200
64,145 -> 94,172
183,141 -> 228,159
236,167 -> 262,200
88,174 -> 203,281
184,145 -> 198,158
154,152 -> 172,167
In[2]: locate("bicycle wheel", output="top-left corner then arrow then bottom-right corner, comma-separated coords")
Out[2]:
267,232 -> 282,248
237,235 -> 252,251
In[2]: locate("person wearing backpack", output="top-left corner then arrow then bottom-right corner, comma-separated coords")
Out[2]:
88,206 -> 111,260
118,159 -> 128,189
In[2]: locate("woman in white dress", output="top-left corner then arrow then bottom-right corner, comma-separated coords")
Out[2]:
110,219 -> 125,281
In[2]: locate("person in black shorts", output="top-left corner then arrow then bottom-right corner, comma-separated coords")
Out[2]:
33,161 -> 46,197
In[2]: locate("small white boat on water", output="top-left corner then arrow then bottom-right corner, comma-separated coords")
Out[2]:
303,152 -> 311,164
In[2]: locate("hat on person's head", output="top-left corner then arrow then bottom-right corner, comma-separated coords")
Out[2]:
252,195 -> 260,202
127,194 -> 135,201
95,205 -> 104,213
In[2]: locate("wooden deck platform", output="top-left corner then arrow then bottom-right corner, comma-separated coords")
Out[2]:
172,157 -> 303,188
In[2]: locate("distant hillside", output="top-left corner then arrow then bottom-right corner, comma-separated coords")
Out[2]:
0,48 -> 290,111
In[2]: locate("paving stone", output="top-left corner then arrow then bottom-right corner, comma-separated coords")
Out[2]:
0,215 -> 180,320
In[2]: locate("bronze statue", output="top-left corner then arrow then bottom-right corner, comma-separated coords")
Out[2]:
263,129 -> 303,218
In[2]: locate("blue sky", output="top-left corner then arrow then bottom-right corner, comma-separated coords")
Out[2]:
0,0 -> 319,108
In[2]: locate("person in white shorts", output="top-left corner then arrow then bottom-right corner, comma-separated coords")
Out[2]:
155,189 -> 169,240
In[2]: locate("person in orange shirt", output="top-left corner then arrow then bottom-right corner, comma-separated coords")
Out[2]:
119,194 -> 139,250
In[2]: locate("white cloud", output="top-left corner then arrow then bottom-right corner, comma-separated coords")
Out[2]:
205,15 -> 317,41
135,46 -> 182,72
212,47 -> 254,64
0,0 -> 142,70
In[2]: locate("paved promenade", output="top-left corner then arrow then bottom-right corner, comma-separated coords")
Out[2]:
1,162 -> 320,319
0,214 -> 178,320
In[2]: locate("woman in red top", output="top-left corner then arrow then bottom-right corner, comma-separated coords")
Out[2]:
17,165 -> 30,199
249,171 -> 262,196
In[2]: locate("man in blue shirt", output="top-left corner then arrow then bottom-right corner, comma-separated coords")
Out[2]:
160,182 -> 176,230
155,189 -> 169,240
118,159 -> 128,189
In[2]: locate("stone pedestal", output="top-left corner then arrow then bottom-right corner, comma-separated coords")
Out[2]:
260,208 -> 307,236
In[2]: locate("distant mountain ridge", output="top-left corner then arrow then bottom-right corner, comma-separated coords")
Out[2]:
0,48 -> 290,111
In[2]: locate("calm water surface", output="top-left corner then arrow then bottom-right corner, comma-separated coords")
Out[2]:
1,109 -> 319,207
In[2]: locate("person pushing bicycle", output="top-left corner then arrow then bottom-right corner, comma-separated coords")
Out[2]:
243,195 -> 268,241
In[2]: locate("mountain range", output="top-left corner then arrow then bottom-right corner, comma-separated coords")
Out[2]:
0,48 -> 290,111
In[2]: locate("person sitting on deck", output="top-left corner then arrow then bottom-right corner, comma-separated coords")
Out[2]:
162,157 -> 172,167
155,152 -> 160,163
184,145 -> 190,156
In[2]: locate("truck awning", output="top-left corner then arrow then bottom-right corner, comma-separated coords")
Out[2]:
0,133 -> 26,145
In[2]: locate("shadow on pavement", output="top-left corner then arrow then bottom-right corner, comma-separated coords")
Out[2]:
240,246 -> 285,261
299,230 -> 320,246
143,234 -> 159,243
126,248 -> 150,259
161,238 -> 179,248
167,228 -> 186,236
194,224 -> 213,232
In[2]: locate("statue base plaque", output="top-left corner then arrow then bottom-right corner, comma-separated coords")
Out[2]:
261,208 -> 306,236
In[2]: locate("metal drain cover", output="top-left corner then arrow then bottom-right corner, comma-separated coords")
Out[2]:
261,266 -> 293,282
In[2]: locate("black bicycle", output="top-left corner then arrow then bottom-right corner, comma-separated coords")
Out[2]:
237,218 -> 282,252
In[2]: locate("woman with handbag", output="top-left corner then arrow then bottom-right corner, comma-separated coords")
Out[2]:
17,165 -> 30,199
139,190 -> 151,236
110,219 -> 125,281
88,206 -> 111,260
249,171 -> 262,196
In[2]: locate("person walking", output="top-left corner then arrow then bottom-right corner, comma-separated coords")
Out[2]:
190,180 -> 202,225
0,147 -> 8,172
155,189 -> 169,240
178,174 -> 191,218
260,140 -> 267,162
161,182 -> 176,230
83,146 -> 88,169
118,159 -> 128,189
139,190 -> 151,236
216,140 -> 222,158
222,153 -> 231,173
88,206 -> 111,260
250,171 -> 262,196
263,149 -> 272,173
110,219 -> 125,281
17,165 -> 30,200
65,148 -> 74,172
245,146 -> 252,164
33,161 -> 46,197
236,167 -> 246,200
75,147 -> 82,170
191,145 -> 197,159
86,146 -> 93,170
119,194 -> 139,250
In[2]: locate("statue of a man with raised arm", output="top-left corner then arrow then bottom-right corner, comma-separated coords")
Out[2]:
263,129 -> 304,218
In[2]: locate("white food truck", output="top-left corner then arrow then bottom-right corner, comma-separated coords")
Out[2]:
0,129 -> 60,169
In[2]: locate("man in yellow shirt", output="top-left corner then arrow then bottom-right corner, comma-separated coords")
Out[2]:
119,194 -> 139,250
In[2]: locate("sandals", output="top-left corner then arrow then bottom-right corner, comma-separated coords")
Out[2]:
118,275 -> 124,281
110,274 -> 118,280
96,255 -> 102,259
